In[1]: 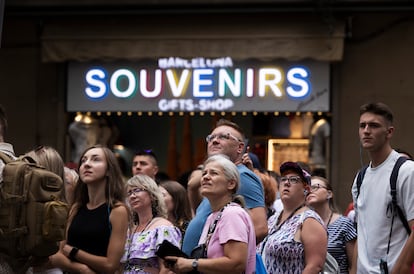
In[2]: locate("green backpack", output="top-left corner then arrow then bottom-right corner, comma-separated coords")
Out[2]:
0,151 -> 69,271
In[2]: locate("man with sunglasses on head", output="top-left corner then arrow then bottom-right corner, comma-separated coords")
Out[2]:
182,119 -> 268,256
351,102 -> 414,274
131,149 -> 159,181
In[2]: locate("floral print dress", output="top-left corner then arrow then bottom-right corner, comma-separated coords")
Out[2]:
121,224 -> 182,274
257,209 -> 324,274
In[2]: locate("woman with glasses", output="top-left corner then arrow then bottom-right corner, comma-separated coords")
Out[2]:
121,174 -> 181,274
306,176 -> 357,274
257,161 -> 327,274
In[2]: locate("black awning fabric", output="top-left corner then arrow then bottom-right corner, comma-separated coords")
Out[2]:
41,18 -> 345,62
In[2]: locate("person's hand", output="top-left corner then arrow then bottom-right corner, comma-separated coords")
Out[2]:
164,256 -> 192,273
78,264 -> 97,274
62,244 -> 73,258
241,146 -> 253,170
188,168 -> 203,190
49,252 -> 67,267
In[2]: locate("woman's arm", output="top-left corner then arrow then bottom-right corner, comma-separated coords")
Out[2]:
301,217 -> 327,274
167,240 -> 248,274
49,206 -> 95,273
346,238 -> 356,273
49,251 -> 96,274
62,205 -> 129,273
349,241 -> 358,274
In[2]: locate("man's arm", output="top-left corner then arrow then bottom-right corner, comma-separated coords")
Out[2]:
391,219 -> 414,274
248,206 -> 268,243
187,168 -> 203,216
238,168 -> 268,244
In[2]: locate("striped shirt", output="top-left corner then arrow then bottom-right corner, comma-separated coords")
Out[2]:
327,215 -> 357,273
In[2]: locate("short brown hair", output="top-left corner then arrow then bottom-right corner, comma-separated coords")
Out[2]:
216,119 -> 245,140
360,102 -> 394,125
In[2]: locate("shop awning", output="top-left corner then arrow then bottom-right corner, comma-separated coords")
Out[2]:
41,17 -> 345,62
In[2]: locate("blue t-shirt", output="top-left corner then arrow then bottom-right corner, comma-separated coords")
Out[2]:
182,164 -> 265,255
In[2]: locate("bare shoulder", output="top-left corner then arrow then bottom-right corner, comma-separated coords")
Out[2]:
110,202 -> 129,218
152,217 -> 175,227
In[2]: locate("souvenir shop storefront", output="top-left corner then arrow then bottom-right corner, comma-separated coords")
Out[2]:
65,56 -> 332,180
42,14 -> 344,180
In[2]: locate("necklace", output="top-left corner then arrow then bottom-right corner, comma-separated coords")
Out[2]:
326,211 -> 333,226
136,217 -> 154,233
125,217 -> 154,266
260,203 -> 305,256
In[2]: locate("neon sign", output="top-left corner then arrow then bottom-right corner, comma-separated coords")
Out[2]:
67,57 -> 329,112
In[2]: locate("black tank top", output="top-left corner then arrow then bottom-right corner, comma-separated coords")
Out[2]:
67,203 -> 111,256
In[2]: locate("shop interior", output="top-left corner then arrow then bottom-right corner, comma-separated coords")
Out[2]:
66,111 -> 331,182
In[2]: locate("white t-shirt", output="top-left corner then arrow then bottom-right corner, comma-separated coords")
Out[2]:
351,150 -> 414,273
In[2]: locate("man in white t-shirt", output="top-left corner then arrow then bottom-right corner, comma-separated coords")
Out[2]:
351,102 -> 414,274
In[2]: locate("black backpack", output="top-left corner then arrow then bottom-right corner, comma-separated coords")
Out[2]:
356,156 -> 411,235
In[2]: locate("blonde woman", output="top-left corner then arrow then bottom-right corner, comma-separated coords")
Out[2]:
121,174 -> 181,274
64,166 -> 79,205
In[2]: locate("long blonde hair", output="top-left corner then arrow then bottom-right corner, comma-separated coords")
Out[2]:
126,174 -> 167,223
26,145 -> 64,180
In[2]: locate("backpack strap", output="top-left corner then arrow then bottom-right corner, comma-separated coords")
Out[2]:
356,156 -> 411,235
390,156 -> 411,235
0,151 -> 13,164
356,165 -> 368,198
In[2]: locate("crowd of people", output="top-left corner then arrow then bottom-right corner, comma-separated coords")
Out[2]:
1,101 -> 414,274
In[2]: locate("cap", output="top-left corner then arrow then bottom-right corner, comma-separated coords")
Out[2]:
280,161 -> 311,185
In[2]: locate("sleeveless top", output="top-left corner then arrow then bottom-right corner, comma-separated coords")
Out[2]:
67,203 -> 111,256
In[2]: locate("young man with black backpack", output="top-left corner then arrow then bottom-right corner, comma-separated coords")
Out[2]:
351,102 -> 414,274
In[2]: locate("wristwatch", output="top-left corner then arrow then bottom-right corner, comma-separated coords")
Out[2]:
69,247 -> 79,261
192,258 -> 199,271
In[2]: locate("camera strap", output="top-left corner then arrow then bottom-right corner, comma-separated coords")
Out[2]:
204,202 -> 230,251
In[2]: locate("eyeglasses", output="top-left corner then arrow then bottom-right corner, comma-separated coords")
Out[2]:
205,133 -> 243,143
127,187 -> 146,196
310,184 -> 328,192
279,176 -> 302,185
